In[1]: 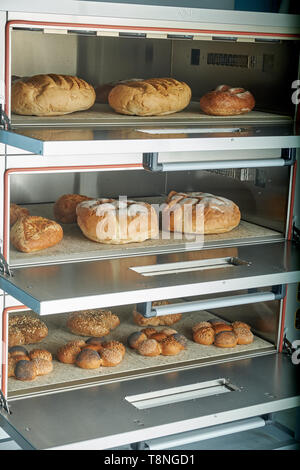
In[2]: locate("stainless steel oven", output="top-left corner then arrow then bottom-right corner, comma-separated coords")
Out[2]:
0,0 -> 299,450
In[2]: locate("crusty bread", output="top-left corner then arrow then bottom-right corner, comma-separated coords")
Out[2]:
10,215 -> 63,253
95,79 -> 142,103
10,203 -> 30,227
108,78 -> 191,116
200,85 -> 255,116
76,198 -> 159,244
11,74 -> 96,116
54,194 -> 92,224
163,190 -> 241,235
8,314 -> 48,347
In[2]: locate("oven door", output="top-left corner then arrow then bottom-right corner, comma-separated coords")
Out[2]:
0,352 -> 299,450
0,241 -> 299,315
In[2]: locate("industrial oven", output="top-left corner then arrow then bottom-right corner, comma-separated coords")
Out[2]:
0,0 -> 299,450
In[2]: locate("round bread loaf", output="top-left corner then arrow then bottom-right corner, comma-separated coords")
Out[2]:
193,326 -> 215,345
11,74 -> 96,116
76,348 -> 102,369
233,327 -> 254,345
163,191 -> 241,235
133,300 -> 182,327
200,84 -> 255,116
108,78 -> 191,116
99,348 -> 123,367
192,321 -> 211,333
14,360 -> 37,381
10,203 -> 30,227
137,338 -> 162,357
214,331 -> 238,348
127,331 -> 148,349
160,334 -> 186,356
56,342 -> 82,364
8,314 -> 48,347
29,349 -> 52,362
67,309 -> 120,337
76,198 -> 159,244
10,215 -> 63,253
54,194 -> 92,224
32,358 -> 53,376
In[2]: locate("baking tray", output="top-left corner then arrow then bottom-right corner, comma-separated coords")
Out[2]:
11,103 -> 292,128
7,304 -> 274,398
9,200 -> 283,266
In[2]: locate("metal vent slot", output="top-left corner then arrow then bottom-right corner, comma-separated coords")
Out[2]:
207,52 -> 249,67
130,257 -> 249,277
137,127 -> 244,135
126,379 -> 237,410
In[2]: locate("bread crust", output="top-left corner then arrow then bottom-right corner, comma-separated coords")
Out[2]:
10,215 -> 63,253
10,203 -> 30,227
54,193 -> 92,224
95,79 -> 142,103
200,84 -> 255,116
76,198 -> 159,244
12,74 -> 96,116
108,78 -> 191,116
8,314 -> 48,347
66,309 -> 120,337
163,190 -> 241,235
214,331 -> 238,348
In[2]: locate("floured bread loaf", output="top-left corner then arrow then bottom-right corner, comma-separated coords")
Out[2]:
108,78 -> 191,116
200,85 -> 255,116
11,74 -> 96,116
76,198 -> 159,244
163,190 -> 241,235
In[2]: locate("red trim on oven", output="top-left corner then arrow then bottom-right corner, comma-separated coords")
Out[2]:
1,305 -> 28,398
287,160 -> 297,240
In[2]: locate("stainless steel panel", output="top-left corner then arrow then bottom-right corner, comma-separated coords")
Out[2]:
1,242 -> 299,315
0,354 -> 299,449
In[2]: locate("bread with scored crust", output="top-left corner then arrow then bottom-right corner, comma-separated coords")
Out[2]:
10,215 -> 63,252
108,78 -> 191,116
11,74 -> 96,116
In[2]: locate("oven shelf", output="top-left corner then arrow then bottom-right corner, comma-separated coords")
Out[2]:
1,105 -> 298,156
8,202 -> 284,267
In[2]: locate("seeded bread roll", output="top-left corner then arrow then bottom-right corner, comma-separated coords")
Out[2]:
10,216 -> 63,253
67,309 -> 120,337
108,78 -> 191,116
8,314 -> 48,347
12,74 -> 96,116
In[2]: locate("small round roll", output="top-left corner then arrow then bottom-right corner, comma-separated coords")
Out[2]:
54,193 -> 92,224
200,85 -> 255,116
234,327 -> 254,345
29,349 -> 52,362
76,348 -> 102,369
99,348 -> 123,367
193,326 -> 215,346
101,340 -> 126,358
149,332 -> 168,342
160,334 -> 187,356
32,358 -> 53,376
14,360 -> 37,381
214,331 -> 238,348
56,343 -> 82,364
232,321 -> 251,330
9,345 -> 29,357
212,323 -> 233,334
127,331 -> 148,349
192,322 -> 211,333
137,339 -> 162,357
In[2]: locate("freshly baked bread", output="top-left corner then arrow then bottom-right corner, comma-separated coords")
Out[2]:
192,321 -> 211,333
8,345 -> 28,357
233,327 -> 254,345
127,331 -> 148,349
11,74 -> 96,116
214,331 -> 238,348
56,342 -> 82,364
160,334 -> 186,356
10,215 -> 63,253
14,360 -> 37,381
10,203 -> 30,227
200,84 -> 255,116
76,198 -> 159,244
137,338 -> 162,357
163,190 -> 241,235
54,194 -> 92,224
76,348 -> 102,369
95,79 -> 142,103
66,309 -> 120,337
193,326 -> 215,345
8,314 -> 48,347
101,340 -> 126,358
212,323 -> 233,334
28,349 -> 52,362
133,300 -> 182,326
32,358 -> 53,376
99,348 -> 123,367
108,78 -> 191,116
232,321 -> 251,330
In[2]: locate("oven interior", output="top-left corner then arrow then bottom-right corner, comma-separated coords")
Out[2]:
4,27 -> 298,400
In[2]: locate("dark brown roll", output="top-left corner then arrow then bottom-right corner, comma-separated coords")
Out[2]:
200,84 -> 255,116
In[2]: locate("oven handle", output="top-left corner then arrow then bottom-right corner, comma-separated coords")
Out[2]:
143,149 -> 296,172
136,285 -> 285,318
